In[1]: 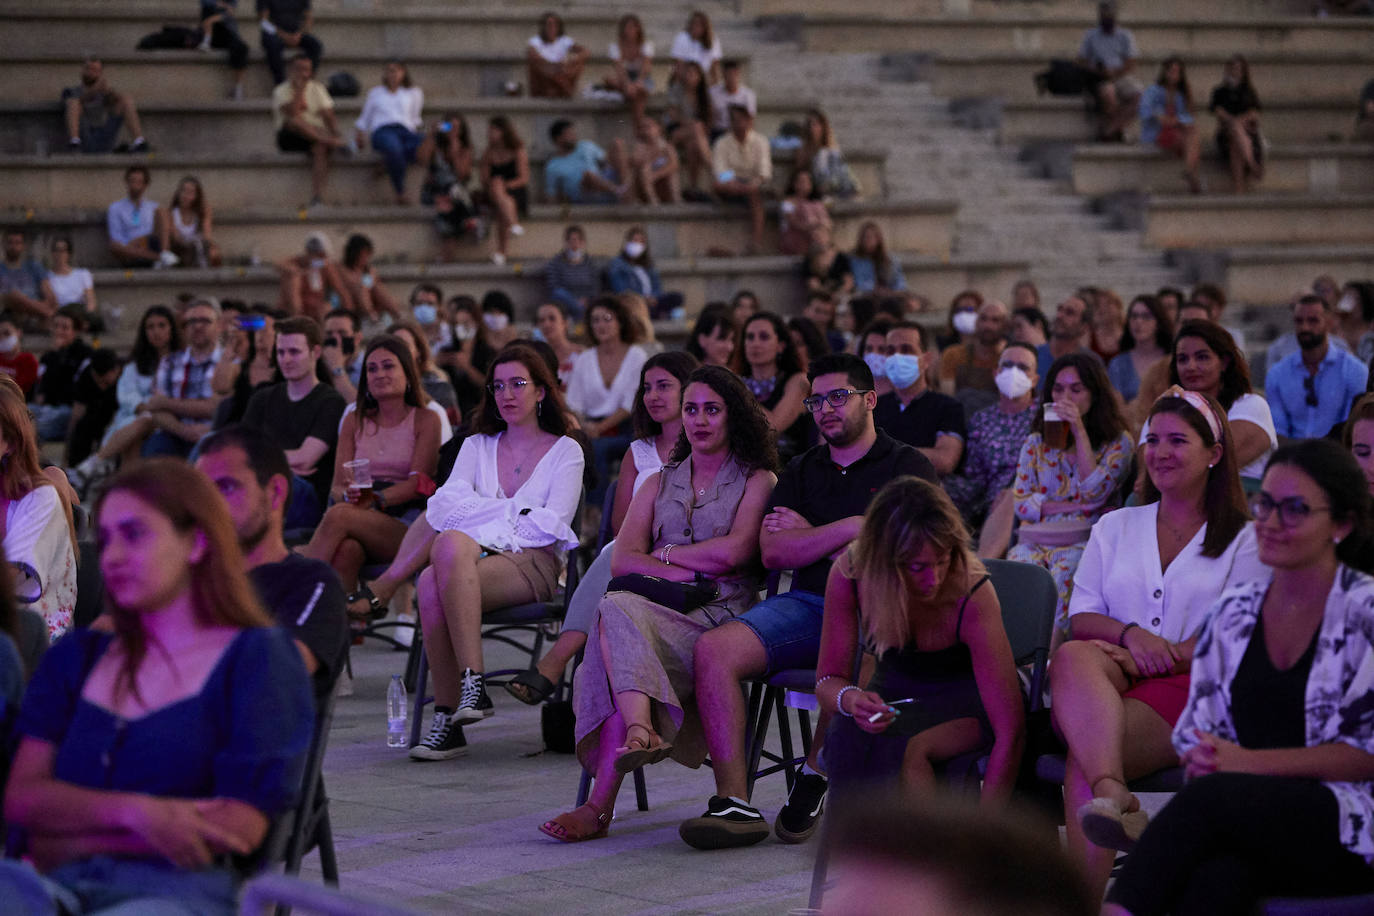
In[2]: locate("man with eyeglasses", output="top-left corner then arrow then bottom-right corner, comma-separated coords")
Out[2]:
682,352 -> 936,851
139,298 -> 225,457
1265,295 -> 1369,442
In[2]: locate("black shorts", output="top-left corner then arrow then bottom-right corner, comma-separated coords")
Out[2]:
276,126 -> 314,153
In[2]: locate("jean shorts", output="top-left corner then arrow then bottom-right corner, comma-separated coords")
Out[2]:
735,589 -> 826,676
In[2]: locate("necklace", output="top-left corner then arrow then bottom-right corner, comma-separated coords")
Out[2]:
1157,509 -> 1203,545
507,434 -> 543,477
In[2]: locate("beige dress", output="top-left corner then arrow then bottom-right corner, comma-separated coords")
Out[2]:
572,454 -> 761,770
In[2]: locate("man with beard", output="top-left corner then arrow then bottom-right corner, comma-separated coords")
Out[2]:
1075,1 -> 1140,142
681,353 -> 936,850
62,57 -> 148,153
1265,295 -> 1370,441
1035,295 -> 1096,395
197,425 -> 348,705
938,299 -> 1010,400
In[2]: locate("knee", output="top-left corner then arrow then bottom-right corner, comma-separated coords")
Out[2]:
694,621 -> 762,680
1048,639 -> 1099,689
432,529 -> 480,568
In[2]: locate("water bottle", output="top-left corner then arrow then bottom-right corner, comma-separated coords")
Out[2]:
387,675 -> 407,748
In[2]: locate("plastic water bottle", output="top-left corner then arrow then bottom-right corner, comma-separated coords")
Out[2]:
387,675 -> 407,748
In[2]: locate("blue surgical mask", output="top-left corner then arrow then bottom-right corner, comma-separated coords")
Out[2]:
412,304 -> 438,325
863,351 -> 888,379
530,327 -> 546,342
884,353 -> 922,389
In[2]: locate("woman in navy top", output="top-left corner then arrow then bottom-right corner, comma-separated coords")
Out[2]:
0,459 -> 314,915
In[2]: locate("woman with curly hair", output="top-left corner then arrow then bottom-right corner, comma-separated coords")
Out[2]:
540,365 -> 776,842
737,310 -> 810,462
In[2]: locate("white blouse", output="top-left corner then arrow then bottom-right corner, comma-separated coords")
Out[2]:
1068,503 -> 1265,643
354,84 -> 424,134
6,486 -> 77,640
564,345 -> 648,420
425,433 -> 583,553
669,31 -> 722,74
46,269 -> 92,307
529,34 -> 577,63
628,437 -> 664,496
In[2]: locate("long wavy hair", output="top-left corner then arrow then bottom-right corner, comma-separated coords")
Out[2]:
1264,439 -> 1374,575
0,377 -> 55,503
1169,319 -> 1253,410
473,344 -> 571,438
669,365 -> 778,474
1119,294 -> 1174,354
631,350 -> 698,439
1032,352 -> 1127,451
357,334 -> 425,429
131,304 -> 180,377
850,476 -> 985,655
97,459 -> 272,703
736,311 -> 804,380
1141,393 -> 1249,558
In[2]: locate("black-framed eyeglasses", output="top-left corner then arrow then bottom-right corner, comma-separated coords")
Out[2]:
1303,375 -> 1318,408
1249,491 -> 1330,528
803,388 -> 871,412
488,379 -> 530,395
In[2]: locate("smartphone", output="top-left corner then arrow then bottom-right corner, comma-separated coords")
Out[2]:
238,314 -> 266,331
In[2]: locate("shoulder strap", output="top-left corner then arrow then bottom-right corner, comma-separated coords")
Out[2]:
956,574 -> 992,641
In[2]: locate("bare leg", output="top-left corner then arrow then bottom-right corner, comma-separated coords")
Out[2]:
278,266 -> 302,314
1182,124 -> 1201,192
310,140 -> 330,200
64,97 -> 82,143
898,717 -> 985,792
302,503 -> 406,584
745,187 -> 765,252
352,517 -> 439,612
97,414 -> 156,461
488,181 -> 516,257
694,621 -> 770,800
330,539 -> 366,592
417,565 -> 463,704
533,629 -> 588,685
114,93 -> 145,142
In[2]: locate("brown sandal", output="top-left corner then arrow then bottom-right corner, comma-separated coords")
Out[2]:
539,802 -> 610,843
614,723 -> 673,775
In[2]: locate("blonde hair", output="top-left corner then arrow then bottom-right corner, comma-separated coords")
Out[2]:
850,476 -> 983,655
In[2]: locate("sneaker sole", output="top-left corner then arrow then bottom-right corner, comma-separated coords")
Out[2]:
451,706 -> 494,724
409,745 -> 469,761
773,808 -> 823,844
679,817 -> 770,850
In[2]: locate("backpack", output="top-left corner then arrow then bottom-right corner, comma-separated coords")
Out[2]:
1035,59 -> 1101,97
136,25 -> 203,50
325,71 -> 360,98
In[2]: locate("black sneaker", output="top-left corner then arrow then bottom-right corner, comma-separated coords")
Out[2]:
409,710 -> 468,760
452,668 -> 494,723
679,796 -> 770,850
774,773 -> 827,844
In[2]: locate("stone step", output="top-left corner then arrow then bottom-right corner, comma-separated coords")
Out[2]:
997,97 -> 1356,145
1071,142 -> 1374,196
4,198 -> 957,267
1144,192 -> 1374,249
1221,244 -> 1374,306
746,0 -> 1305,18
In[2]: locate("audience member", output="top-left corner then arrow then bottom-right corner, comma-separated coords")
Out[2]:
44,237 -> 96,316
276,232 -> 350,321
0,315 -> 38,396
542,366 -> 771,841
438,294 -> 497,418
544,120 -> 628,204
535,302 -> 584,387
480,291 -> 520,351
199,0 -> 249,100
662,61 -> 714,192
712,105 -> 773,254
527,12 -> 588,98
605,226 -> 682,317
272,54 -> 344,206
1054,388 -> 1261,902
479,116 -> 530,266
241,316 -> 346,517
873,321 -> 965,475
936,289 -> 983,352
1008,352 -> 1134,630
1,230 -> 56,321
196,426 -> 349,703
816,476 -> 1024,803
1077,1 -> 1141,141
1035,295 -> 1094,390
387,318 -> 459,437
258,0 -> 322,85
1140,57 -> 1202,193
779,170 -> 831,257
339,233 -> 400,322
788,317 -> 829,370
682,354 -> 934,848
938,299 -> 1008,400
566,295 -> 649,497
1266,283 -> 1352,368
1209,54 -> 1264,193
62,57 -> 148,153
0,459 -> 312,915
543,225 -> 598,321
738,311 -> 811,462
1088,288 -> 1126,363
670,10 -> 723,85
159,176 -> 222,269
1155,285 -> 1184,325
1011,305 -> 1049,349
1011,278 -> 1041,311
66,349 -> 121,466
1265,295 -> 1370,440
1108,294 -> 1172,404
850,222 -> 906,296
354,60 -> 424,204
802,226 -> 855,301
1336,280 -> 1374,363
211,306 -> 278,427
685,303 -> 736,368
422,113 -> 479,259
320,309 -> 362,403
107,166 -> 167,269
31,306 -> 93,444
1103,440 -> 1374,916
731,289 -> 760,327
857,315 -> 896,398
628,118 -> 681,204
140,298 -> 224,457
606,14 -> 654,123
802,292 -> 845,353
710,60 -> 757,141
302,336 -> 440,614
1346,393 -> 1374,494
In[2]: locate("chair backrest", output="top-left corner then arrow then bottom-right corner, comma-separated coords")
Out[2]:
983,558 -> 1056,710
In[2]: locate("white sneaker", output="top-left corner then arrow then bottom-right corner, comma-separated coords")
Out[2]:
490,252 -> 506,266
156,249 -> 180,269
334,670 -> 354,697
509,223 -> 524,237
393,612 -> 416,648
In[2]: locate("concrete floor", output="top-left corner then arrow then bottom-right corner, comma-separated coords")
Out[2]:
300,634 -> 817,914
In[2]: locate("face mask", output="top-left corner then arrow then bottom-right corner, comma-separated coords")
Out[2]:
0,335 -> 17,354
863,351 -> 888,379
412,303 -> 438,325
453,323 -> 476,342
952,310 -> 978,336
623,241 -> 646,259
530,327 -> 547,343
565,247 -> 585,263
994,366 -> 1033,400
483,312 -> 510,332
1337,292 -> 1359,314
884,353 -> 922,389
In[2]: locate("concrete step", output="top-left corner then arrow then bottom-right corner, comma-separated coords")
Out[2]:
0,147 -> 887,210
1144,192 -> 1374,249
746,0 -> 1306,18
1221,244 -> 1374,306
5,198 -> 957,268
1071,142 -> 1374,196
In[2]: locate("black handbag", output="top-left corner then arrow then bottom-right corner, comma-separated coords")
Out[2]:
607,573 -> 718,613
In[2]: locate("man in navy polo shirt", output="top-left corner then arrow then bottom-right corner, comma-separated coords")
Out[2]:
681,352 -> 936,850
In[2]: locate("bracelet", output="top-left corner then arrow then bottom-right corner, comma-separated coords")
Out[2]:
1118,621 -> 1140,648
662,543 -> 676,566
814,674 -> 846,691
835,685 -> 860,718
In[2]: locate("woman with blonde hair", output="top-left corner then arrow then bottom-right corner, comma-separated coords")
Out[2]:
815,477 -> 1023,799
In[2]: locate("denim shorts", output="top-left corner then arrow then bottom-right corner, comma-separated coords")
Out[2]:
735,589 -> 826,676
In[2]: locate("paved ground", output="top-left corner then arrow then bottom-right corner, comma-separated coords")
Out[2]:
300,634 -> 818,914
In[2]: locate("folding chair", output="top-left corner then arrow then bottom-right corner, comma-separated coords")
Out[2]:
280,682 -> 341,886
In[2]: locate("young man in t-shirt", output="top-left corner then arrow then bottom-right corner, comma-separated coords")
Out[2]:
543,120 -> 628,204
106,166 -> 167,268
0,229 -> 56,321
197,426 -> 349,706
872,321 -> 967,476
681,353 -> 937,850
32,306 -> 94,443
0,313 -> 39,396
241,315 -> 346,526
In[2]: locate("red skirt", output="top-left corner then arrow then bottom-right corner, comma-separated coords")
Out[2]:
1122,672 -> 1191,728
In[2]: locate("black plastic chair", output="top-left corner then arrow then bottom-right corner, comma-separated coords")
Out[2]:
280,681 -> 341,886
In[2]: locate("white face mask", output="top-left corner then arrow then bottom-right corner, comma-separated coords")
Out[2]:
862,351 -> 888,379
623,240 -> 646,259
453,323 -> 476,342
0,335 -> 18,354
565,247 -> 585,263
1337,292 -> 1360,314
952,310 -> 978,336
994,366 -> 1034,400
483,312 -> 510,332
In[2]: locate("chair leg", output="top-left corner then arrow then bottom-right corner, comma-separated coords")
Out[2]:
409,644 -> 429,748
402,627 -> 424,694
315,805 -> 339,886
807,816 -> 831,910
745,687 -> 776,799
776,698 -> 796,793
633,766 -> 648,811
798,708 -> 813,762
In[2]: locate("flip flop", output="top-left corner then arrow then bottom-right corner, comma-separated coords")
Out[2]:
614,723 -> 672,776
539,802 -> 610,843
504,669 -> 555,706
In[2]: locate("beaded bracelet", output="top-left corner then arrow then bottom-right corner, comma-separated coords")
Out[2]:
1118,621 -> 1140,648
661,543 -> 676,566
835,685 -> 860,718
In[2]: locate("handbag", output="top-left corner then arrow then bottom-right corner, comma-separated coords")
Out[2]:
607,573 -> 718,614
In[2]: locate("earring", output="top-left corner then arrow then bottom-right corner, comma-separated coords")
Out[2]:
1207,463 -> 1215,468
537,399 -> 543,417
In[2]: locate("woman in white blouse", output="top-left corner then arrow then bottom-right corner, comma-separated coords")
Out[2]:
355,60 -> 426,204
1050,387 -> 1264,903
44,237 -> 95,315
670,10 -> 722,85
526,12 -> 587,99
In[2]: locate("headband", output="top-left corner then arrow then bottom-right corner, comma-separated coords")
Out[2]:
1156,385 -> 1222,443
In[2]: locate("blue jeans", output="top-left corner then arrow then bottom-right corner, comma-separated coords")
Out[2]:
0,856 -> 238,915
734,589 -> 827,676
142,429 -> 193,459
32,404 -> 72,442
371,124 -> 423,195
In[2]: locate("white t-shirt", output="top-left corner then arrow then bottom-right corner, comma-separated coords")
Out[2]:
564,345 -> 648,419
1137,391 -> 1276,481
609,40 -> 655,62
529,34 -> 577,63
670,31 -> 722,75
354,84 -> 424,134
709,84 -> 757,132
46,268 -> 92,307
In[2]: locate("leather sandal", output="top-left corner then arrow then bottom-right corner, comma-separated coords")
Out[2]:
613,722 -> 672,775
346,582 -> 387,622
1078,775 -> 1149,852
539,802 -> 610,843
504,669 -> 556,706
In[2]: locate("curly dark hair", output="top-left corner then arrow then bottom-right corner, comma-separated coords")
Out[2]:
1032,352 -> 1127,451
586,294 -> 641,345
1168,319 -> 1252,410
670,365 -> 778,474
736,311 -> 804,380
473,343 -> 570,437
631,350 -> 698,440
